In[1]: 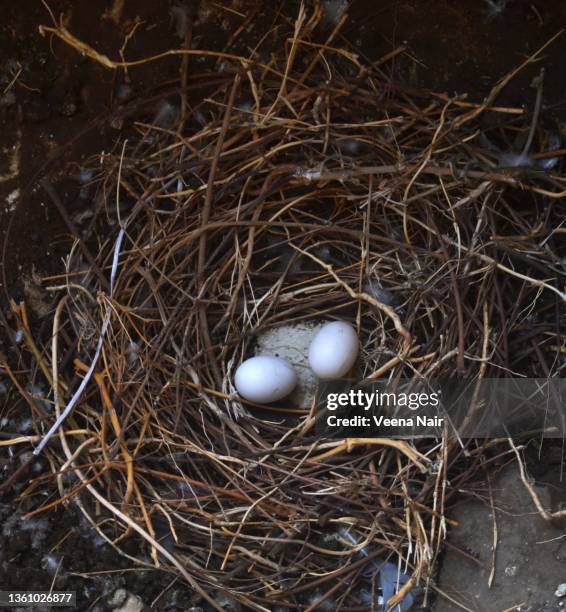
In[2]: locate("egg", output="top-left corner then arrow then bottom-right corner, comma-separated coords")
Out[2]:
308,321 -> 359,379
234,355 -> 298,403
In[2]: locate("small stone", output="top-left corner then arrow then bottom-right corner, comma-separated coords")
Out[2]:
108,588 -> 128,609
115,593 -> 144,612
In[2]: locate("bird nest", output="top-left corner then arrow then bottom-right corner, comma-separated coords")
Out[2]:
6,6 -> 566,611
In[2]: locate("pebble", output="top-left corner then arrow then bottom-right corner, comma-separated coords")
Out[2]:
114,592 -> 144,612
108,588 -> 128,609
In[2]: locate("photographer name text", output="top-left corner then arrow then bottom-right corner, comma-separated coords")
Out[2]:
327,414 -> 444,428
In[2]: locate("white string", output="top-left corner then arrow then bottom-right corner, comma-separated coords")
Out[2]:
34,140 -> 129,456
33,226 -> 125,456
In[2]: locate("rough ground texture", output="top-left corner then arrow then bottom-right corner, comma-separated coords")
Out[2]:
434,456 -> 566,612
0,502 -> 200,611
1,0 -> 566,610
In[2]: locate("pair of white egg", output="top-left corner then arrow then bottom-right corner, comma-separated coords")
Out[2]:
234,321 -> 359,404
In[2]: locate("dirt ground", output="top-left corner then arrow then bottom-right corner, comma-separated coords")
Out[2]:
436,460 -> 566,612
1,1 -> 565,610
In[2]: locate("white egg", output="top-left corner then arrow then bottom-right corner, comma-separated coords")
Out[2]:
234,355 -> 297,404
308,321 -> 359,379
